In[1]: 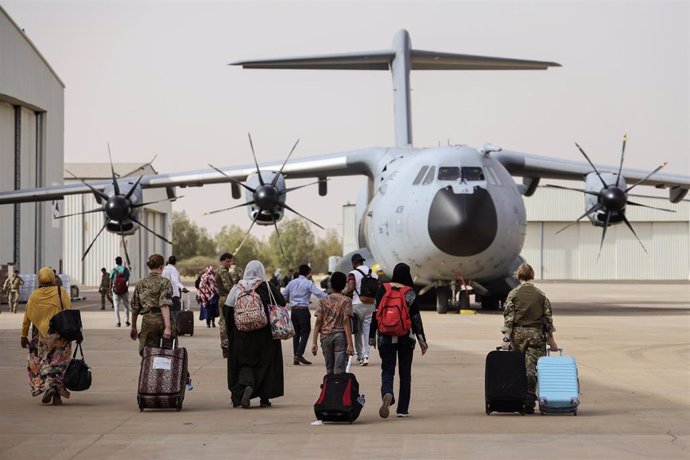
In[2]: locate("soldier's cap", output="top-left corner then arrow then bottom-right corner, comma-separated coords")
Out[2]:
351,253 -> 365,263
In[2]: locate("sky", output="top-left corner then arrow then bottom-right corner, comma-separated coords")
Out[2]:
2,0 -> 688,240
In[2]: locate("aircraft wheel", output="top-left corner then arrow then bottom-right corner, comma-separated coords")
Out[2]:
436,287 -> 449,314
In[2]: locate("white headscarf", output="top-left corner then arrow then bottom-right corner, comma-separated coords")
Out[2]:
225,260 -> 266,307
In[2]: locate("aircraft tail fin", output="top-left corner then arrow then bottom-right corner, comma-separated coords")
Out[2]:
232,30 -> 560,147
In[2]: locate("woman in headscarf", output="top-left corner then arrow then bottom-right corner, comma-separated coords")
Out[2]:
197,266 -> 219,328
369,262 -> 429,419
224,260 -> 285,409
20,267 -> 74,405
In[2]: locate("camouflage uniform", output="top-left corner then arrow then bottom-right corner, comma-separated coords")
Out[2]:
3,274 -> 24,313
216,265 -> 243,353
131,272 -> 176,355
502,282 -> 555,410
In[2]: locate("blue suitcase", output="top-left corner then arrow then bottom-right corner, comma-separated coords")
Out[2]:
537,348 -> 580,415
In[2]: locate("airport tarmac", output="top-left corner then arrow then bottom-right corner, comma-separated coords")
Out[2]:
0,282 -> 688,459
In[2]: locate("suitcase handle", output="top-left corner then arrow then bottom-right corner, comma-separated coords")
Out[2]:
159,338 -> 177,349
546,347 -> 563,356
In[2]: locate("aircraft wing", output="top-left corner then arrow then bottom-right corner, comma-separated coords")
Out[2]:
494,150 -> 690,202
0,148 -> 380,205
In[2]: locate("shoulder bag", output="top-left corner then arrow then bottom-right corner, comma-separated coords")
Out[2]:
49,286 -> 83,342
267,285 -> 294,340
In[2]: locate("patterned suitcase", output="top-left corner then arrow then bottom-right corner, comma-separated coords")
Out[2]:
537,348 -> 580,415
485,347 -> 527,415
137,339 -> 190,411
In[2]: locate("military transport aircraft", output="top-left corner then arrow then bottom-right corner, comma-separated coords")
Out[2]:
1,30 -> 688,311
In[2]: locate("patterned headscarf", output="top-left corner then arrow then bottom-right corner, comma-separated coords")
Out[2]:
197,266 -> 218,306
226,260 -> 266,307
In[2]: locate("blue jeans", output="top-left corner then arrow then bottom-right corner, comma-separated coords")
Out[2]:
379,341 -> 414,414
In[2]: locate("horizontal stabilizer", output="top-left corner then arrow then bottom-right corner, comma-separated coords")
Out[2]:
232,49 -> 560,71
410,49 -> 560,70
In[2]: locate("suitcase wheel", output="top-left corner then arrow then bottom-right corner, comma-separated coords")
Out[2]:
137,396 -> 144,412
176,397 -> 182,412
485,402 -> 490,415
190,333 -> 193,336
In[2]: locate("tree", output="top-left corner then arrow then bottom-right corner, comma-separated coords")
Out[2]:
268,218 -> 316,274
312,229 -> 342,274
215,225 -> 264,267
172,211 -> 217,260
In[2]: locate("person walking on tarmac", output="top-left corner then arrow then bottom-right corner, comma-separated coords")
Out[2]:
3,270 -> 24,313
130,254 -> 176,356
343,253 -> 378,366
110,256 -> 131,327
98,268 -> 113,310
500,263 -> 559,414
216,253 -> 241,358
283,264 -> 326,365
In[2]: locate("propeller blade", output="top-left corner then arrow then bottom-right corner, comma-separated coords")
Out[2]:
203,201 -> 256,215
282,179 -> 326,194
131,195 -> 183,208
575,142 -> 608,189
622,214 -> 647,253
626,200 -> 676,213
234,215 -> 259,254
55,207 -> 105,219
271,138 -> 300,187
615,133 -> 627,188
208,164 -> 256,194
65,169 -> 110,202
107,143 -> 120,195
272,218 -> 285,255
555,203 -> 602,235
247,133 -> 265,186
130,216 -> 172,244
120,153 -> 158,178
124,175 -> 144,201
542,184 -> 600,197
597,210 -> 612,260
625,162 -> 668,193
82,218 -> 111,261
121,233 -> 131,267
282,203 -> 325,230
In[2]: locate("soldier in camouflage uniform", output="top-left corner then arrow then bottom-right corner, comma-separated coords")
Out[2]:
216,253 -> 242,358
3,271 -> 24,313
501,263 -> 558,414
130,254 -> 177,356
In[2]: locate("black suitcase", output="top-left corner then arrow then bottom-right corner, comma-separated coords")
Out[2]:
176,310 -> 194,336
314,370 -> 363,423
485,347 -> 527,415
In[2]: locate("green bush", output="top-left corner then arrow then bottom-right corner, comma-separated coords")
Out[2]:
177,256 -> 218,277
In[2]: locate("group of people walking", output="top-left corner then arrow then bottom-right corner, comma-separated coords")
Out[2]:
17,248 -> 556,418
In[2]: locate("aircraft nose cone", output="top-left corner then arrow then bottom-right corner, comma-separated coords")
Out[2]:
428,186 -> 497,256
105,195 -> 131,221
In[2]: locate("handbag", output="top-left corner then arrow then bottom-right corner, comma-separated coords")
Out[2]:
267,285 -> 294,340
64,342 -> 92,391
49,286 -> 83,342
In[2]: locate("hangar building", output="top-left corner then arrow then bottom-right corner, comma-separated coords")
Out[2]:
0,5 -> 64,274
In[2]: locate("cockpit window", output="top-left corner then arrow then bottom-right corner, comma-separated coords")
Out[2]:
413,166 -> 429,185
438,167 -> 461,181
423,166 -> 436,185
462,167 -> 485,181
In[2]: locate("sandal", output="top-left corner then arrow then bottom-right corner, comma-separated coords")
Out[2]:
41,387 -> 56,404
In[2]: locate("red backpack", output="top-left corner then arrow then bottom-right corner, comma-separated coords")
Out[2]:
376,283 -> 412,337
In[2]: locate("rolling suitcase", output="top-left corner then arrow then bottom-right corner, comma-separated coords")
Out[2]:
137,339 -> 190,411
485,347 -> 527,415
314,357 -> 364,423
537,348 -> 580,415
176,293 -> 194,336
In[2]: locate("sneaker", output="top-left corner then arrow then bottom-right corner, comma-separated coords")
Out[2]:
361,356 -> 369,366
241,386 -> 253,409
356,357 -> 363,366
396,413 -> 410,418
52,394 -> 62,406
41,387 -> 56,404
259,399 -> 272,408
379,393 -> 393,419
126,321 -> 131,327
116,323 -> 121,328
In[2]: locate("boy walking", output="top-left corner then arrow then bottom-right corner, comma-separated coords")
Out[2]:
311,272 -> 354,374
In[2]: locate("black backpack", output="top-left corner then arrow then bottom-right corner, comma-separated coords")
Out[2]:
355,268 -> 378,298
